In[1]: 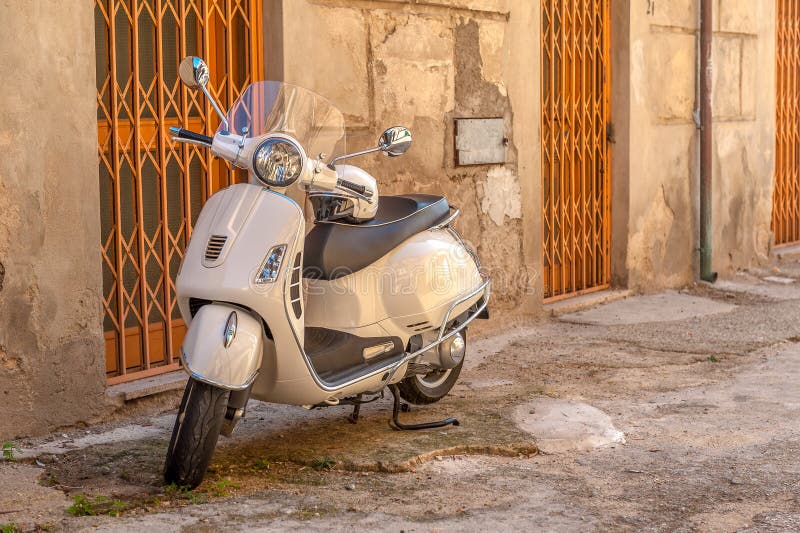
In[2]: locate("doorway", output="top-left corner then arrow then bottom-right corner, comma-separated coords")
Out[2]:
94,0 -> 263,383
541,0 -> 612,300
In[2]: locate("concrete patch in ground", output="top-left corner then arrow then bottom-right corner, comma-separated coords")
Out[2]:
513,398 -> 625,453
18,414 -> 174,459
559,291 -> 735,326
211,395 -> 537,473
762,276 -> 796,285
33,391 -> 537,510
0,463 -> 70,526
715,278 -> 800,301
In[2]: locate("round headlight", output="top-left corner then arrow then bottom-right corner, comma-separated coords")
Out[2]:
252,139 -> 304,187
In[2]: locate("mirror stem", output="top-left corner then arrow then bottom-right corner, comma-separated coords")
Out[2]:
327,146 -> 382,168
201,85 -> 230,133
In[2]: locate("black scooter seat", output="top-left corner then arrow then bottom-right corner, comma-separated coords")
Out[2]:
303,194 -> 450,280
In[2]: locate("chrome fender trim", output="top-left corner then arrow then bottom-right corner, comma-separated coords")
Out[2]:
180,304 -> 263,390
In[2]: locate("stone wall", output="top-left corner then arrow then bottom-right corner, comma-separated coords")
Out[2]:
0,1 -> 106,439
0,0 -> 782,438
271,0 -> 542,310
615,0 -> 775,290
273,0 -> 778,300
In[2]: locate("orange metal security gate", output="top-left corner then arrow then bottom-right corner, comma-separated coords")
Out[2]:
775,0 -> 800,247
541,0 -> 611,301
95,0 -> 263,383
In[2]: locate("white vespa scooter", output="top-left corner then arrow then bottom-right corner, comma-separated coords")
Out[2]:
164,57 -> 490,488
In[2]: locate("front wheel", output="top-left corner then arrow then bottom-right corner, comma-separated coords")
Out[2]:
164,378 -> 229,489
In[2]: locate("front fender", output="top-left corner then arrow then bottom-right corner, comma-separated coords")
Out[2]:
180,304 -> 263,390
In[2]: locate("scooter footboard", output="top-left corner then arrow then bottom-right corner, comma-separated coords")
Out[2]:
180,304 -> 263,390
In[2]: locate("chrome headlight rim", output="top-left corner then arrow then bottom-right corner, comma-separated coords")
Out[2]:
251,136 -> 305,188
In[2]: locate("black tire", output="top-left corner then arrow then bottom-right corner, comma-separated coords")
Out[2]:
164,378 -> 229,489
396,359 -> 464,405
397,330 -> 467,405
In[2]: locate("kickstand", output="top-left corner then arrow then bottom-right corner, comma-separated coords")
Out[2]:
348,394 -> 363,424
388,384 -> 460,431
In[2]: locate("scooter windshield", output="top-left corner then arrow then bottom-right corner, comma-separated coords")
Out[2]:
220,81 -> 346,160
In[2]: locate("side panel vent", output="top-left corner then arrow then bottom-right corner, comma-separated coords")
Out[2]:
290,252 -> 302,319
406,320 -> 433,333
204,235 -> 228,262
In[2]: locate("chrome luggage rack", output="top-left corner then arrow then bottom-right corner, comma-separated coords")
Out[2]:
380,275 -> 490,387
379,208 -> 491,388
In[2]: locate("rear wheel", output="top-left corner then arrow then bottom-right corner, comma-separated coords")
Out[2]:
164,378 -> 229,489
397,330 -> 467,405
396,360 -> 464,404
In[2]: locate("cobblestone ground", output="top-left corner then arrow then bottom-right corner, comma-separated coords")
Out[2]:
2,265 -> 800,532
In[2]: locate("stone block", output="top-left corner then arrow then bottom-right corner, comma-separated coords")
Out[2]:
283,3 -> 370,126
627,124 -> 696,288
478,18 -> 505,89
712,35 -> 742,119
740,37 -> 757,118
369,12 -> 455,124
647,30 -> 696,121
718,0 -> 758,35
645,0 -> 697,30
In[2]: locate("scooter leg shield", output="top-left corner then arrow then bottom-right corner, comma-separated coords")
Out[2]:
180,304 -> 263,390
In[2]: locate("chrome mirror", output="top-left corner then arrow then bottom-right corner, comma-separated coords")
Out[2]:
379,126 -> 412,157
177,56 -> 228,132
328,126 -> 413,167
179,56 -> 210,89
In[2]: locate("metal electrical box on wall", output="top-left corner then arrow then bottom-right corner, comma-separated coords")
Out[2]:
455,118 -> 506,166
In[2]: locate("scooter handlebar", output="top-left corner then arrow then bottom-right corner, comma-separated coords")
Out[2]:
169,126 -> 213,146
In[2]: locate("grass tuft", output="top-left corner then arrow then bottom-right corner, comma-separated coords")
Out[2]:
66,494 -> 126,517
164,482 -> 207,504
2,441 -> 20,461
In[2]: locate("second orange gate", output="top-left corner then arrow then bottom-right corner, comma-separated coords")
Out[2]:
775,0 -> 800,247
541,0 -> 612,301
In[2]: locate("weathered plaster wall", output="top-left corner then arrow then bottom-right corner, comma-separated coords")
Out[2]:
273,0 -> 541,310
0,1 -> 106,438
713,1 -> 775,271
620,0 -> 775,291
276,0 -> 776,302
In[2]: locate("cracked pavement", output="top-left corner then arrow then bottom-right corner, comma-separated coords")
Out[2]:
2,265 -> 800,532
